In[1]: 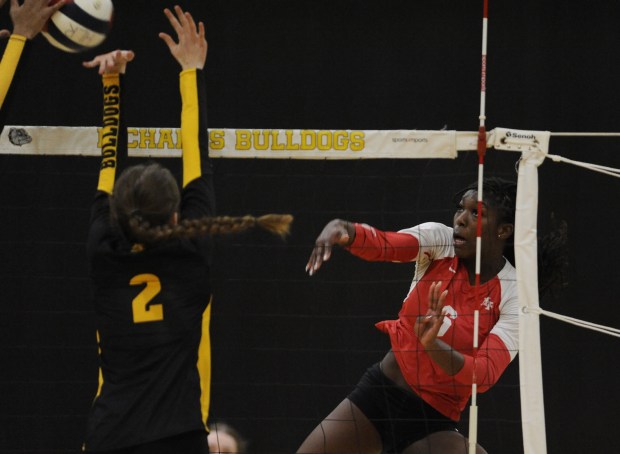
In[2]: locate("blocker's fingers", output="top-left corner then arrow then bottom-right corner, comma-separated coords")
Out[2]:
47,0 -> 65,14
184,11 -> 198,35
174,5 -> 190,29
158,32 -> 176,49
163,8 -> 183,35
101,54 -> 114,73
123,50 -> 135,62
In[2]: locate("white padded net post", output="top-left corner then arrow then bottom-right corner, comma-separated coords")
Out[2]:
515,146 -> 548,454
493,127 -> 550,454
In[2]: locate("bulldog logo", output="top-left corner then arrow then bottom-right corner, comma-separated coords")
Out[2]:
8,128 -> 32,146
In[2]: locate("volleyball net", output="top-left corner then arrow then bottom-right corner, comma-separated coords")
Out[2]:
3,124 -> 619,453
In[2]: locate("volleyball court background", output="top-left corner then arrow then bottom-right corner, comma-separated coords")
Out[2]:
1,1 -> 619,453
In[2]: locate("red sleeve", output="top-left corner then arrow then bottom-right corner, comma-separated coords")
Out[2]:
453,333 -> 512,392
345,223 -> 420,262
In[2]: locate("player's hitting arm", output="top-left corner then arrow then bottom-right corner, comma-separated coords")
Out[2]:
0,35 -> 26,110
180,67 -> 207,188
97,72 -> 121,194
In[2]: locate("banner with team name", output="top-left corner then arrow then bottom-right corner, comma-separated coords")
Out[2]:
0,126 -> 483,159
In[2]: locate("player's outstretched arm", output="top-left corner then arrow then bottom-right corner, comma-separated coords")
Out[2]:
159,6 -> 209,189
159,5 -> 207,70
83,50 -> 135,194
0,0 -> 65,109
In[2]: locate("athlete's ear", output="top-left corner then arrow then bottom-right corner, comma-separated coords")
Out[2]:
498,223 -> 514,240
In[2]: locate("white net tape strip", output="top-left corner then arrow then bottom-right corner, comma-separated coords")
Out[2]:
0,126 -> 463,159
550,132 -> 620,136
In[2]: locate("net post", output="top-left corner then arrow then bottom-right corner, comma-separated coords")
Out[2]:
515,148 -> 548,454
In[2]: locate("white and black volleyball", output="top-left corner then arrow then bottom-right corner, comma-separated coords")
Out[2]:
42,0 -> 114,53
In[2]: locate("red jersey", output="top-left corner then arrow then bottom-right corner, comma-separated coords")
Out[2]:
347,222 -> 518,421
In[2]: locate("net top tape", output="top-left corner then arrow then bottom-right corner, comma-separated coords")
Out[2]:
0,126 -> 491,159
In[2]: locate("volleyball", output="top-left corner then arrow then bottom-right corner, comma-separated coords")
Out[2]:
42,0 -> 114,53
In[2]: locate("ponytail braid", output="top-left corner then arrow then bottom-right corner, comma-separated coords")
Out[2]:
127,213 -> 293,244
111,162 -> 293,246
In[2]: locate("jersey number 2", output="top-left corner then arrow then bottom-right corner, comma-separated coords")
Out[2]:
130,273 -> 163,323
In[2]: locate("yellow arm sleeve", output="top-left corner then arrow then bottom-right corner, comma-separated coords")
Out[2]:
180,68 -> 202,188
97,73 -> 121,194
0,35 -> 26,111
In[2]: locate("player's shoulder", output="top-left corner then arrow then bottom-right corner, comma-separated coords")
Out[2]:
399,222 -> 453,241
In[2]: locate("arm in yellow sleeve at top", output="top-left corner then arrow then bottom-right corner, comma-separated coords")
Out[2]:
93,63 -> 200,195
97,72 -> 121,194
0,34 -> 26,110
180,67 -> 206,188
0,0 -> 68,109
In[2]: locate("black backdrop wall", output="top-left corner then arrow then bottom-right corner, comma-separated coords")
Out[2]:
0,1 -> 619,453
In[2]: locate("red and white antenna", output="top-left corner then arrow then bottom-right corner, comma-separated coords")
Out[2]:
469,1 -> 489,453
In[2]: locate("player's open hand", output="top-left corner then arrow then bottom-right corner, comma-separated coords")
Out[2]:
10,0 -> 65,40
414,281 -> 448,348
159,5 -> 207,70
83,50 -> 135,75
306,219 -> 354,276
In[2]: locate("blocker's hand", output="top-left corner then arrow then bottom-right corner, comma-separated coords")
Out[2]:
83,50 -> 135,75
10,0 -> 65,40
159,5 -> 207,70
306,219 -> 355,276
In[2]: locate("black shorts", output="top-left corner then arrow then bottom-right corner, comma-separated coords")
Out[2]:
86,430 -> 209,454
347,363 -> 458,453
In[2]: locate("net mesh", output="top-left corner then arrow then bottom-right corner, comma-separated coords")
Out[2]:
1,136 -> 619,453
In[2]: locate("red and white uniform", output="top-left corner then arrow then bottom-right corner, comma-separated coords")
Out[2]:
347,222 -> 518,421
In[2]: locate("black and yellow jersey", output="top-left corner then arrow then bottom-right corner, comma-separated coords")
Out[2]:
84,69 -> 215,451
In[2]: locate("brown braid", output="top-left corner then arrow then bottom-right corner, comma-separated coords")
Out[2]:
112,163 -> 293,245
128,213 -> 293,244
